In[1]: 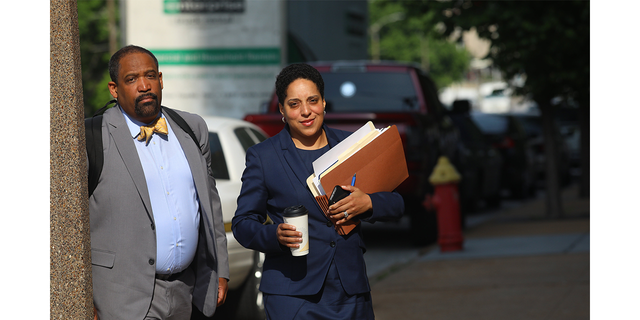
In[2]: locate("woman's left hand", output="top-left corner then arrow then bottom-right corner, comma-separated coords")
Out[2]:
327,185 -> 372,225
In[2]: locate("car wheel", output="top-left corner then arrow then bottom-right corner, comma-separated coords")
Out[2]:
235,251 -> 265,320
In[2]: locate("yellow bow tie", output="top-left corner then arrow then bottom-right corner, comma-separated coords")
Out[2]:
138,117 -> 168,144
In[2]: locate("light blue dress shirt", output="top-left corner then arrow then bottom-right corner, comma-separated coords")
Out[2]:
121,107 -> 200,275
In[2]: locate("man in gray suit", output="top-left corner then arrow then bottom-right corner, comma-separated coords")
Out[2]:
89,45 -> 229,320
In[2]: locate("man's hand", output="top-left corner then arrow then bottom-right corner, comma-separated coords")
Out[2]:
217,278 -> 228,306
93,306 -> 98,320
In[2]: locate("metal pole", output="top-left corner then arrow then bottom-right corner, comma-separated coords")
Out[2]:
369,12 -> 405,62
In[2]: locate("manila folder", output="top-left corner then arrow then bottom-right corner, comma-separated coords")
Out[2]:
319,125 -> 409,196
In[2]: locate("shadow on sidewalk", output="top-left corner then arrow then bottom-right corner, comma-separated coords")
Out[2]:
370,183 -> 590,320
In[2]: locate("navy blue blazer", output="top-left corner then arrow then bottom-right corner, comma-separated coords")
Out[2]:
232,124 -> 404,296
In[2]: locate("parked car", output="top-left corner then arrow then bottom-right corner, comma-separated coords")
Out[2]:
478,82 -> 513,113
448,100 -> 503,218
469,112 -> 536,199
554,105 -> 581,170
511,113 -> 572,187
243,61 -> 462,245
195,116 -> 268,320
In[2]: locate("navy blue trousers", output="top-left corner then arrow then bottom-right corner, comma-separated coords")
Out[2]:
263,259 -> 374,320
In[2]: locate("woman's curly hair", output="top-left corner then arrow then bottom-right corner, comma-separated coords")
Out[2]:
275,63 -> 324,105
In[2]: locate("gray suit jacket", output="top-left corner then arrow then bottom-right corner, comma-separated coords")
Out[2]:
89,106 -> 229,320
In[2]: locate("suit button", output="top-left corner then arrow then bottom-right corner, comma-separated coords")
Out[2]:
149,259 -> 155,265
330,241 -> 336,248
326,221 -> 333,227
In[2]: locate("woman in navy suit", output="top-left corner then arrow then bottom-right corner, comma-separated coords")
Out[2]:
232,63 -> 404,319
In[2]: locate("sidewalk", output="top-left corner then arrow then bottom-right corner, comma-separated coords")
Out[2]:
370,185 -> 590,320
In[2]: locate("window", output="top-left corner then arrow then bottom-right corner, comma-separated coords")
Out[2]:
234,128 -> 256,152
320,71 -> 418,113
465,118 -> 487,147
234,127 -> 268,152
208,132 -> 230,180
451,115 -> 486,148
249,128 -> 267,143
471,113 -> 509,135
515,116 -> 542,138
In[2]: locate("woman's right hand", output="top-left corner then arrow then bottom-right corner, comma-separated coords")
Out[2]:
276,223 -> 303,248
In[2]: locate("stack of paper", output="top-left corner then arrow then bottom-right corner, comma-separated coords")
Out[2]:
307,121 -> 388,196
306,121 -> 409,235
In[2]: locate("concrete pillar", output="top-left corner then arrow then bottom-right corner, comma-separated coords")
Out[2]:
50,0 -> 94,318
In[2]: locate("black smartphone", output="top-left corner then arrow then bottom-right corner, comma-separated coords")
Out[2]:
328,185 -> 350,206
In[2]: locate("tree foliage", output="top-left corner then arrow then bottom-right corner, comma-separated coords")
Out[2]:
397,0 -> 591,213
77,0 -> 119,116
369,0 -> 472,90
400,0 -> 589,107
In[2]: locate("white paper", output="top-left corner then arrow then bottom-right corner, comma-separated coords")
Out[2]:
336,126 -> 390,166
313,175 -> 326,196
312,121 -> 375,177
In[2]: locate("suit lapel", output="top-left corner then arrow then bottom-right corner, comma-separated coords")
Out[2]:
104,108 -> 154,218
278,127 -> 313,189
279,124 -> 343,189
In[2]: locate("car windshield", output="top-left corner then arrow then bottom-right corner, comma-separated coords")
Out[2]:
320,71 -> 418,112
487,89 -> 505,97
471,113 -> 509,134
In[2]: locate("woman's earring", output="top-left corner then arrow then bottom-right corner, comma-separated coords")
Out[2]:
282,116 -> 286,123
324,110 -> 326,115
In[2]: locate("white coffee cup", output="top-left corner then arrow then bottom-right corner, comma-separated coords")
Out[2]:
283,205 -> 309,256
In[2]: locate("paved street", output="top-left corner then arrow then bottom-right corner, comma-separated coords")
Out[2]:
362,190 -> 529,280
362,215 -> 420,279
368,184 -> 589,320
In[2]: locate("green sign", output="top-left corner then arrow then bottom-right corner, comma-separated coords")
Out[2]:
151,48 -> 280,66
164,0 -> 245,14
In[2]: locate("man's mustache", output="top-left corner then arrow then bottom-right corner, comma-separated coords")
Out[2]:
136,93 -> 157,105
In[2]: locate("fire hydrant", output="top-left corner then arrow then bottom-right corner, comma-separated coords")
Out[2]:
423,156 -> 463,252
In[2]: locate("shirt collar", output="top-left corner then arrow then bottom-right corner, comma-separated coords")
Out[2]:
119,106 -> 164,139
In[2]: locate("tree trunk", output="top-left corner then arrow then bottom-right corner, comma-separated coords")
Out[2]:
578,98 -> 590,198
538,100 -> 564,218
